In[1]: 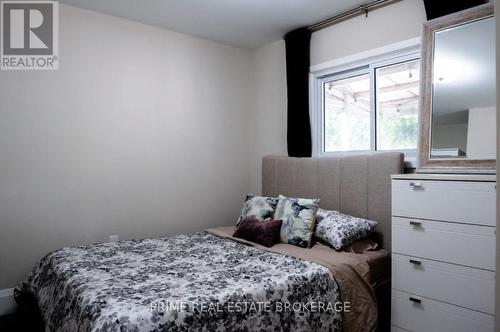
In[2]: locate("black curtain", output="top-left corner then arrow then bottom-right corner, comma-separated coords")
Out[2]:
284,28 -> 312,158
423,0 -> 489,20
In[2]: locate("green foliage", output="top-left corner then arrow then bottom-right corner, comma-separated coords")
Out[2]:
378,115 -> 418,150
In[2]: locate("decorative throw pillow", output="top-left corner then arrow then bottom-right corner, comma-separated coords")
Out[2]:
233,218 -> 283,247
236,194 -> 278,226
314,208 -> 377,250
274,195 -> 320,248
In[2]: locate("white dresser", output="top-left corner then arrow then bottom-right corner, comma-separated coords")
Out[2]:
391,174 -> 496,332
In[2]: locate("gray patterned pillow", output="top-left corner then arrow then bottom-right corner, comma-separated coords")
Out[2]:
236,194 -> 279,226
274,195 -> 320,248
314,208 -> 377,250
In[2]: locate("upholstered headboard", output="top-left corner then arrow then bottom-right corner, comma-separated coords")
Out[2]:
261,153 -> 404,250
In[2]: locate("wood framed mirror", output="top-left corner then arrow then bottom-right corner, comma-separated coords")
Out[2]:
419,3 -> 496,173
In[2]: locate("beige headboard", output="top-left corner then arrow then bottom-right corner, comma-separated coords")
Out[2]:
262,153 -> 404,250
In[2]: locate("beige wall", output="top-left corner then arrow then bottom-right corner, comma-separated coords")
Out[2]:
0,5 -> 252,289
248,40 -> 288,194
310,0 -> 426,66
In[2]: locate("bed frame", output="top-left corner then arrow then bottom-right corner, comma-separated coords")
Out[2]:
261,152 -> 404,332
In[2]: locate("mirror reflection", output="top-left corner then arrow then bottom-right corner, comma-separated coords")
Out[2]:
430,17 -> 496,160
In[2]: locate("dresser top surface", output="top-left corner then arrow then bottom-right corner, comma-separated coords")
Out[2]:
391,173 -> 496,182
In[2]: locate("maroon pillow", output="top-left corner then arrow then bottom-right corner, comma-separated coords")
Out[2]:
233,218 -> 282,247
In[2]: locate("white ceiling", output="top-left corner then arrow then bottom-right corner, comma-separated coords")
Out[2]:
59,0 -> 369,49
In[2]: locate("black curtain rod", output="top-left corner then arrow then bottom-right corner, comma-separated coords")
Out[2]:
308,0 -> 402,32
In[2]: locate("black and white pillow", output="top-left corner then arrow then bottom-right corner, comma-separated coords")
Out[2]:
274,195 -> 320,248
314,208 -> 377,250
236,194 -> 279,226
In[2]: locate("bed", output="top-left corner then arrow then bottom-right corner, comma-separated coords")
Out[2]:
15,153 -> 404,332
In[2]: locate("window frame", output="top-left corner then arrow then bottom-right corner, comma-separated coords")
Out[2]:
310,43 -> 421,167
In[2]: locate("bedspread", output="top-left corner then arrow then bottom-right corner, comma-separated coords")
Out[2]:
16,232 -> 342,332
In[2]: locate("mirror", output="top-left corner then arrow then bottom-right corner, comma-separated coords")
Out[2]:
431,17 -> 495,160
419,3 -> 496,172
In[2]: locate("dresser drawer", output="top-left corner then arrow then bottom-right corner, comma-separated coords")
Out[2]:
392,217 -> 495,270
392,290 -> 494,332
392,253 -> 495,314
392,180 -> 496,226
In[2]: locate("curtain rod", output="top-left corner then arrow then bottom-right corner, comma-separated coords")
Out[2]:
308,0 -> 402,32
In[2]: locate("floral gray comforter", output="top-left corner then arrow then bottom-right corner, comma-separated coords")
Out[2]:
16,232 -> 342,332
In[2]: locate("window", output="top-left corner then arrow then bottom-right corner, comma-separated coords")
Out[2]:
375,60 -> 420,151
324,72 -> 371,152
312,48 -> 420,162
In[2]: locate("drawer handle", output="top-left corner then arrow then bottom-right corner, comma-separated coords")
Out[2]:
409,182 -> 423,188
409,221 -> 422,227
409,259 -> 422,266
409,297 -> 422,304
